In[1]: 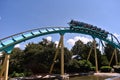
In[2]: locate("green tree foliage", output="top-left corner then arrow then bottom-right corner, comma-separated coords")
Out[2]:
100,66 -> 112,72
8,38 -> 72,75
100,55 -> 109,66
104,43 -> 120,66
53,47 -> 72,73
51,47 -> 72,73
78,60 -> 92,72
71,40 -> 84,56
71,40 -> 102,68
7,37 -> 120,76
9,48 -> 25,74
67,59 -> 80,73
64,47 -> 72,66
104,44 -> 115,66
23,39 -> 56,74
66,59 -> 92,73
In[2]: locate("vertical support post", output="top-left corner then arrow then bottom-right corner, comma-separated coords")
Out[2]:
4,55 -> 10,80
109,49 -> 116,66
87,42 -> 93,61
0,55 -> 7,77
49,36 -> 62,74
61,35 -> 64,76
94,39 -> 98,73
0,54 -> 10,80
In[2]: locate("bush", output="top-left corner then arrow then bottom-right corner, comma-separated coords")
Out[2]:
100,66 -> 112,72
67,59 -> 80,73
90,66 -> 96,71
23,71 -> 32,77
113,65 -> 120,73
10,71 -> 25,77
66,59 -> 93,73
78,60 -> 92,72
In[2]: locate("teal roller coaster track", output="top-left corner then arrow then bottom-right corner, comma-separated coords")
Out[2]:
0,21 -> 120,53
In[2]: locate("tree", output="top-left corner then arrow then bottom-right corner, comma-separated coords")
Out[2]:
23,38 -> 72,74
71,40 -> 89,60
53,47 -> 72,73
71,40 -> 102,68
23,40 -> 56,73
104,43 -> 120,66
67,59 -> 80,73
71,40 -> 84,56
101,55 -> 109,66
78,60 -> 92,72
9,48 -> 25,74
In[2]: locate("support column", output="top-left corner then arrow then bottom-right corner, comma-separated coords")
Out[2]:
0,55 -> 7,77
61,35 -> 64,76
0,54 -> 10,80
49,36 -> 62,74
109,49 -> 116,66
87,42 -> 93,61
4,55 -> 10,80
50,34 -> 69,80
94,39 -> 98,73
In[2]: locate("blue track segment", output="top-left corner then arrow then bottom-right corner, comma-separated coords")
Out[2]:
0,27 -> 120,53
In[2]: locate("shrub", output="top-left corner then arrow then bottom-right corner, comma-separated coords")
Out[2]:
67,59 -> 93,73
113,65 -> 120,73
78,60 -> 92,72
10,71 -> 25,77
100,66 -> 112,72
67,59 -> 80,73
90,66 -> 96,71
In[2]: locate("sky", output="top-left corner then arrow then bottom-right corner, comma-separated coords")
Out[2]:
0,0 -> 120,49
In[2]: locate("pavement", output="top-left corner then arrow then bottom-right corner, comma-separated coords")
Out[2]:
94,73 -> 120,80
94,73 -> 120,77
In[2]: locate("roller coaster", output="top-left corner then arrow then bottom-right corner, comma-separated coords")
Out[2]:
69,20 -> 109,38
0,20 -> 120,80
0,20 -> 120,53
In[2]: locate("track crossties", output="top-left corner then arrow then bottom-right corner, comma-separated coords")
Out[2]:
0,20 -> 120,53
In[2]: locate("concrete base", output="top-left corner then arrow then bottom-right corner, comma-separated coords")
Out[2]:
60,75 -> 69,80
